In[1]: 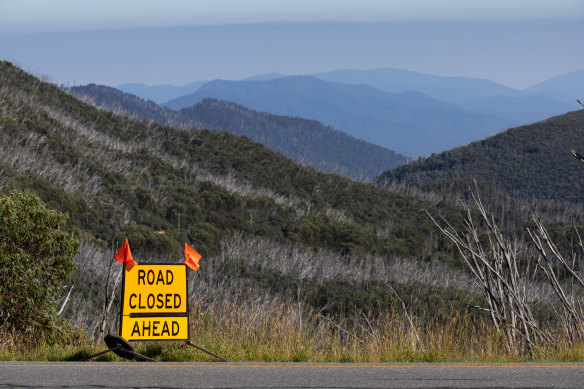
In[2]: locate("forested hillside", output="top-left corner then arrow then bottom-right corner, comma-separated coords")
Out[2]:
377,110 -> 584,203
68,84 -> 407,180
5,61 -> 584,362
1,61 -> 482,342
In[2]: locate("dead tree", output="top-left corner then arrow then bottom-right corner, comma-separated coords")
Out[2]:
428,185 -> 550,353
523,149 -> 584,345
527,217 -> 584,345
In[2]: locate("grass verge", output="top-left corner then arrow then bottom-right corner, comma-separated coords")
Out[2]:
2,290 -> 584,362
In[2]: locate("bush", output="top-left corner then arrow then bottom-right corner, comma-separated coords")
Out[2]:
0,190 -> 78,343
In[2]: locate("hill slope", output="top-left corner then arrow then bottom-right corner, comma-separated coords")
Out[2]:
68,84 -> 408,180
2,60 -> 505,330
163,76 -> 513,157
8,61 -> 584,346
376,110 -> 584,203
3,60 -> 503,340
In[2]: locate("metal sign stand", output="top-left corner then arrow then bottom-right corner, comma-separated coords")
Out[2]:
81,335 -> 229,362
185,339 -> 229,362
81,334 -> 158,362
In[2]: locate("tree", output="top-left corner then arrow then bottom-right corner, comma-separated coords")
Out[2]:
0,190 -> 78,343
428,187 -> 549,354
429,149 -> 584,353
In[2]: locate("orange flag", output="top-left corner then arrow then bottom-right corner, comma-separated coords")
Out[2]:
184,243 -> 201,271
114,238 -> 137,271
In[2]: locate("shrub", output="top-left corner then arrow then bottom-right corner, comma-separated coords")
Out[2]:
0,190 -> 78,343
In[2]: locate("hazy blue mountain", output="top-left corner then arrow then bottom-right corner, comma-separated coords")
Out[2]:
457,94 -> 574,124
117,67 -> 575,142
245,73 -> 285,81
311,68 -> 521,103
163,75 -> 514,157
68,84 -> 408,180
116,80 -> 207,104
526,68 -> 584,105
311,67 -> 576,125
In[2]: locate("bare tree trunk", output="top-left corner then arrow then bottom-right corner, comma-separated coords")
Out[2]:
428,183 -> 548,353
527,217 -> 584,345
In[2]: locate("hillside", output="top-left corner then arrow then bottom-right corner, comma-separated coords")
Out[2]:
163,76 -> 513,157
2,61 -> 489,340
376,110 -> 584,203
68,84 -> 407,180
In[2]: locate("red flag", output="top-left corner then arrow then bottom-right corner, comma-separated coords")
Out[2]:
114,238 -> 137,271
184,243 -> 201,271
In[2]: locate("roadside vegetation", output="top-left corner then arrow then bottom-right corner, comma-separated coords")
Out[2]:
3,291 -> 584,363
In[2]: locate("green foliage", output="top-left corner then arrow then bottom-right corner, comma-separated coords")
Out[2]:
0,190 -> 78,342
378,110 -> 584,203
0,59 -> 443,262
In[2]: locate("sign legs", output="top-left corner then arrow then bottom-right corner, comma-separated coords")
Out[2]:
80,334 -> 158,362
80,335 -> 228,362
185,339 -> 229,362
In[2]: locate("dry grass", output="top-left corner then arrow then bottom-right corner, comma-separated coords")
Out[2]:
183,290 -> 584,363
33,235 -> 582,363
3,289 -> 584,362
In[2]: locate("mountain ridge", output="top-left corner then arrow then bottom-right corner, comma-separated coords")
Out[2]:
312,67 -> 521,103
113,65 -> 583,107
68,83 -> 408,180
163,75 -> 514,157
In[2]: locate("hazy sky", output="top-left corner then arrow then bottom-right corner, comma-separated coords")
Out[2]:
1,1 -> 583,88
2,0 -> 582,33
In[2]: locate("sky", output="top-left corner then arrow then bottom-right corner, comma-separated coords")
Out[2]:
1,0 -> 583,33
1,0 -> 583,88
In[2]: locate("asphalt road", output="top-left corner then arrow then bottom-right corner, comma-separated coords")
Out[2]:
1,362 -> 583,388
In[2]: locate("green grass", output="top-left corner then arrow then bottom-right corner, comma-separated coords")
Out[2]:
3,294 -> 584,363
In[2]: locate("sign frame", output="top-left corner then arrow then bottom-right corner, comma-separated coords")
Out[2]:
119,263 -> 191,342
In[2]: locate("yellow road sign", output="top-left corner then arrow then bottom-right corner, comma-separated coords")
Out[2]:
121,316 -> 189,341
122,264 -> 187,315
120,264 -> 189,341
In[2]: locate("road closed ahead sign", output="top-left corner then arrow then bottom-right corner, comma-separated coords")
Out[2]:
120,264 -> 189,341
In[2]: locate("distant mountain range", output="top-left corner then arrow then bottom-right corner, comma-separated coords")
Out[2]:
117,81 -> 208,104
312,68 -> 521,103
376,109 -> 584,204
162,75 -> 515,157
525,68 -> 584,105
117,67 -> 578,158
68,84 -> 407,180
312,68 -> 577,124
